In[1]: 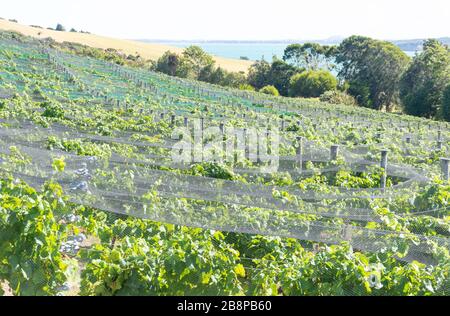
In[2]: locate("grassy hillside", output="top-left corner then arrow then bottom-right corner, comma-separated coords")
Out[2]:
0,19 -> 252,73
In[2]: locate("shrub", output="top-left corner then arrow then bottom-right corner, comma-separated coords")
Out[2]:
289,70 -> 338,98
319,90 -> 357,106
259,85 -> 279,96
239,84 -> 255,91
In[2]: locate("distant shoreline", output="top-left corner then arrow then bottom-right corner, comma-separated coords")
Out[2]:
139,37 -> 449,46
138,39 -> 343,44
136,39 -> 425,61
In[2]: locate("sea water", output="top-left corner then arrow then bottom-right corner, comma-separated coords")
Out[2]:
143,40 -> 417,61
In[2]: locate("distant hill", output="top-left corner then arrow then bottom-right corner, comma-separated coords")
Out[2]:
391,37 -> 450,52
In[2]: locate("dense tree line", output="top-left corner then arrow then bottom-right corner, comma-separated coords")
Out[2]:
153,46 -> 246,88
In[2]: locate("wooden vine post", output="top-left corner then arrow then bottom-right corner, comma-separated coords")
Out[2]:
440,158 -> 449,181
296,136 -> 303,173
380,150 -> 389,189
330,145 -> 339,161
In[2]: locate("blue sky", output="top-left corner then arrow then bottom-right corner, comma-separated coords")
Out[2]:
2,0 -> 449,40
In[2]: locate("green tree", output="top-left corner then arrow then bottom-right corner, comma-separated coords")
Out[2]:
247,60 -> 271,90
443,85 -> 450,121
335,36 -> 410,111
155,51 -> 181,77
55,23 -> 66,32
400,39 -> 450,118
197,65 -> 245,88
268,59 -> 301,96
180,45 -> 215,79
154,48 -> 245,88
198,64 -> 222,83
289,70 -> 338,98
283,43 -> 336,70
348,80 -> 372,107
220,70 -> 246,88
247,59 -> 300,96
259,85 -> 280,96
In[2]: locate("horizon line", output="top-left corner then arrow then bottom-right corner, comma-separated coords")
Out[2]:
136,37 -> 450,43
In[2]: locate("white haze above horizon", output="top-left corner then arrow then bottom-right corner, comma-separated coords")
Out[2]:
2,0 -> 449,41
